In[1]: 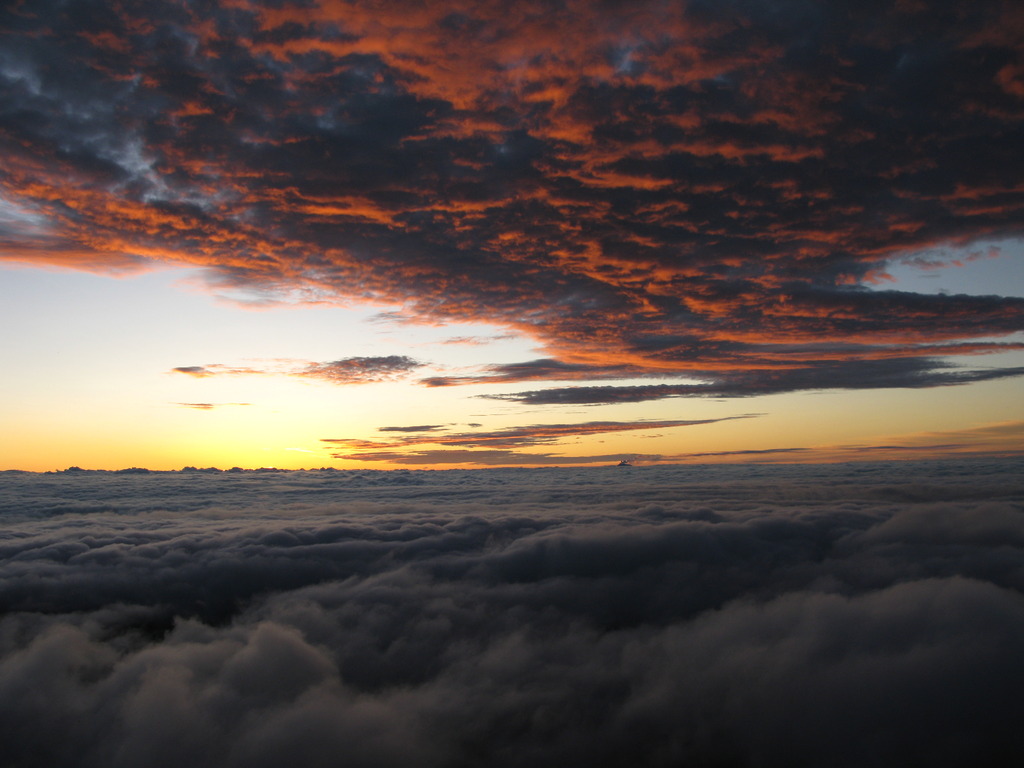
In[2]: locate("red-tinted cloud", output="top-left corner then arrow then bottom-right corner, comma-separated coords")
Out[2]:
3,0 -> 1024,396
323,417 -> 755,458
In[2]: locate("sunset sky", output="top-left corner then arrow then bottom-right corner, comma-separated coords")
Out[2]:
2,0 -> 1023,470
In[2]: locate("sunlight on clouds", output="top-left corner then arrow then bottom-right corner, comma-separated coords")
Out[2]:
2,0 -> 1024,469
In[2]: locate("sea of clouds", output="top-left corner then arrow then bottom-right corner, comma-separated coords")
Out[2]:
2,461 -> 1023,767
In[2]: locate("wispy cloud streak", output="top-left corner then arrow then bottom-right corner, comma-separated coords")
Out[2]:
322,416 -> 755,461
479,360 -> 1024,404
170,356 -> 423,384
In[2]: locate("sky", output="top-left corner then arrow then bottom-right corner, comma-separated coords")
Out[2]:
2,0 -> 1024,470
2,460 -> 1023,766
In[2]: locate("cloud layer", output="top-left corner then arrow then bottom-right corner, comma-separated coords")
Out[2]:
323,416 -> 754,457
2,461 -> 1023,766
2,0 -> 1023,398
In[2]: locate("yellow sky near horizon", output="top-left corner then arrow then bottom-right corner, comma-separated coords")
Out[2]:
3,263 -> 1022,472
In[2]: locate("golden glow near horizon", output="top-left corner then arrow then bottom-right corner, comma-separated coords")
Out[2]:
1,262 -> 1023,471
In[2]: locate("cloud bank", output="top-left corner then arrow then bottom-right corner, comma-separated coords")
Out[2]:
2,0 -> 1023,397
2,461 -> 1023,766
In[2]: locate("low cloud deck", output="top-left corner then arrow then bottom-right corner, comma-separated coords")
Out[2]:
2,460 -> 1023,766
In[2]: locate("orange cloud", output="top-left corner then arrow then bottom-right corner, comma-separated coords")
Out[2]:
3,0 -> 1023,394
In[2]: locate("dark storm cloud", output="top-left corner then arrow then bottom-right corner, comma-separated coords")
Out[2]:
1,461 -> 1023,766
3,0 -> 1024,388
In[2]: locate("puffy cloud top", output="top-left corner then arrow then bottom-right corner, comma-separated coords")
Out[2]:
1,460 -> 1023,766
